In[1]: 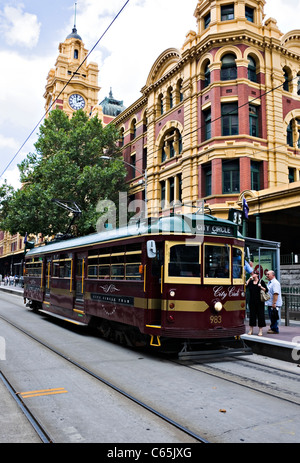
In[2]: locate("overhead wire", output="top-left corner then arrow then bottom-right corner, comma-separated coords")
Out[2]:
0,0 -> 131,181
1,1 -> 298,181
137,74 -> 300,166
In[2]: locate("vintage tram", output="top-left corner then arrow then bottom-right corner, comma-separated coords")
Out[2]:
24,214 -> 247,352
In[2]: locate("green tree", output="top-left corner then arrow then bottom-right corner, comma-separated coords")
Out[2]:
0,109 -> 127,237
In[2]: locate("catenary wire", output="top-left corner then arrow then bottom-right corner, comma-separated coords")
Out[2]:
0,0 -> 131,181
136,74 -> 300,167
1,6 -> 298,181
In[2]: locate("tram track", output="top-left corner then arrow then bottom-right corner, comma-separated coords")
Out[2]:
0,371 -> 53,443
175,356 -> 300,406
0,313 -> 209,444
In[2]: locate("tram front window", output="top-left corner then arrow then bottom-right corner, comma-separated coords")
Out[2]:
233,247 -> 243,279
205,245 -> 230,278
169,245 -> 200,278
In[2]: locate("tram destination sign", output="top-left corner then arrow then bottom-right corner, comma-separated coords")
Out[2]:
196,222 -> 235,237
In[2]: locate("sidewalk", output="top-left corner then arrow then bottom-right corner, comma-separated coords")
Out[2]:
242,320 -> 300,363
0,283 -> 23,296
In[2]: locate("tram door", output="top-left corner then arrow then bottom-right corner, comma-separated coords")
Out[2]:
44,256 -> 52,304
74,252 -> 87,314
146,242 -> 163,326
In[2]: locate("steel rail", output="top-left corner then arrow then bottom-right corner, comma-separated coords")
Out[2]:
0,371 -> 53,443
175,358 -> 300,406
0,314 -> 209,444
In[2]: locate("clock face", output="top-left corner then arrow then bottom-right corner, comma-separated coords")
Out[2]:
69,94 -> 85,110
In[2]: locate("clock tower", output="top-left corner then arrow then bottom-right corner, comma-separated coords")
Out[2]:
44,25 -> 100,117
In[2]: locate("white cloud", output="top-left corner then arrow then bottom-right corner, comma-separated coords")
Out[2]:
0,3 -> 41,48
0,50 -> 48,128
0,165 -> 21,190
264,0 -> 300,33
0,134 -> 18,150
76,0 -> 196,104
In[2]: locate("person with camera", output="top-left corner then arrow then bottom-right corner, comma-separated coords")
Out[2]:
246,271 -> 268,336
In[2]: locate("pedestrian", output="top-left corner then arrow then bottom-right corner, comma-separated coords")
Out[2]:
246,270 -> 267,336
266,270 -> 282,334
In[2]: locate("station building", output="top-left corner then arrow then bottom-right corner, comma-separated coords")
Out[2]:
1,0 -> 300,277
113,0 -> 300,257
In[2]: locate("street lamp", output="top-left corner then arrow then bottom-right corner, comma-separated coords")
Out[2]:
100,155 -> 147,217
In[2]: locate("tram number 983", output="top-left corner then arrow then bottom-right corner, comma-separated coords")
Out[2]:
210,315 -> 222,324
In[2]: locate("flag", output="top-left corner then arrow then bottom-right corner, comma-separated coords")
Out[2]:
243,197 -> 249,219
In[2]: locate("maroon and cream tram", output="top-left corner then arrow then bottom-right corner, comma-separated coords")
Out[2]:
24,214 -> 247,351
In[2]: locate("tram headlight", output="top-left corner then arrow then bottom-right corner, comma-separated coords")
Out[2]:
214,301 -> 223,312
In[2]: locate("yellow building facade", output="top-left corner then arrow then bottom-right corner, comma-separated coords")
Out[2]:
44,26 -> 100,117
114,0 -> 300,255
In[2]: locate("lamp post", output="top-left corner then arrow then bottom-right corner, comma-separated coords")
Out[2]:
100,155 -> 147,217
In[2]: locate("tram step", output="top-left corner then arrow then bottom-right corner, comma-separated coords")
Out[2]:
39,309 -> 88,326
178,346 -> 252,361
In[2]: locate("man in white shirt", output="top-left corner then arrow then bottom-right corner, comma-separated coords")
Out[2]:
266,270 -> 282,334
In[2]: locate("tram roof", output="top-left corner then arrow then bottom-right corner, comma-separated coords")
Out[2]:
25,214 -> 241,257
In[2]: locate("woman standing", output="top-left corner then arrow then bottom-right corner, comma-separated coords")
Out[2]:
246,271 -> 268,336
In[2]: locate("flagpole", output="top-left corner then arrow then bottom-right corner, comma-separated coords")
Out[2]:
242,194 -> 248,237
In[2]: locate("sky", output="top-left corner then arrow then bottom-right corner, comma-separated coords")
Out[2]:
0,0 -> 299,189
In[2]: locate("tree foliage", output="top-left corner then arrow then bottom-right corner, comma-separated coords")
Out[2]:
0,109 -> 127,237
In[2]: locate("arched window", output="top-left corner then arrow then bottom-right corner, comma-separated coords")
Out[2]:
248,56 -> 257,82
160,128 -> 182,163
287,118 -> 300,148
283,67 -> 292,92
221,54 -> 237,81
119,128 -> 125,147
130,119 -> 137,140
167,87 -> 173,110
287,121 -> 293,147
142,112 -> 147,133
204,62 -> 211,88
177,79 -> 184,103
74,49 -> 79,59
158,94 -> 164,115
297,72 -> 300,96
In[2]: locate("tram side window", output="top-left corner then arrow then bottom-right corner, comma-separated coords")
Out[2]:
53,259 -> 72,278
88,256 -> 98,278
98,255 -> 110,279
205,245 -> 230,278
126,252 -> 142,280
86,244 -> 143,281
233,247 -> 243,279
26,260 -> 42,276
169,245 -> 200,278
111,253 -> 125,280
